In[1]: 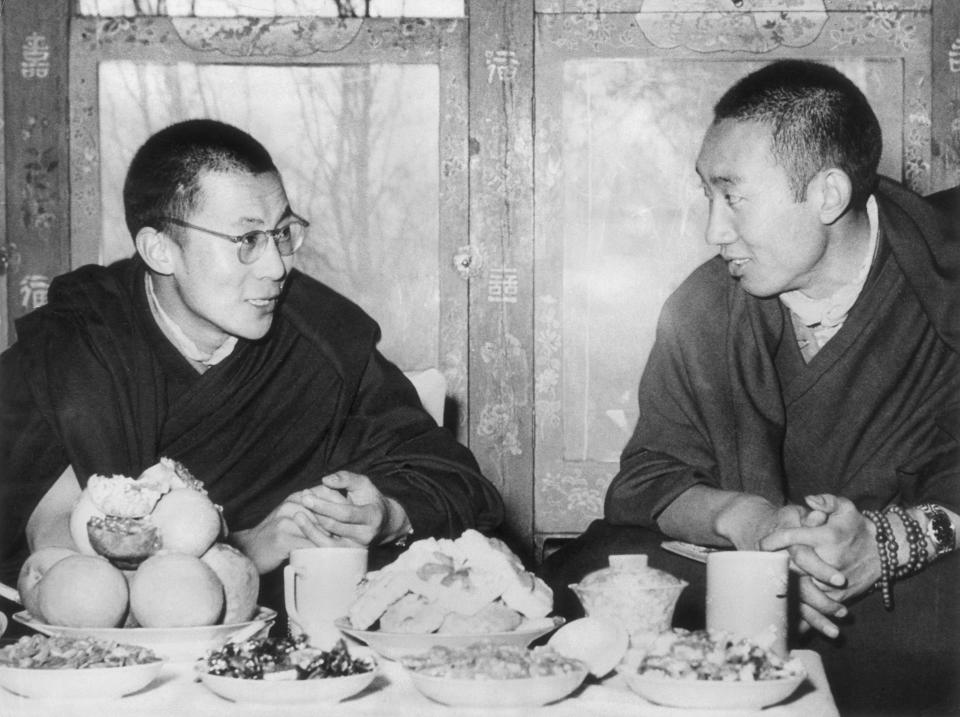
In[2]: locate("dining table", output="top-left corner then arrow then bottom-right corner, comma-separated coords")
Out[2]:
0,646 -> 838,717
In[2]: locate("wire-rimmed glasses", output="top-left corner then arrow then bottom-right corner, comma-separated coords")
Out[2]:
160,215 -> 309,265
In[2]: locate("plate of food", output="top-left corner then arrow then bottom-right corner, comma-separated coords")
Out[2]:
197,634 -> 377,704
336,615 -> 563,661
339,529 -> 562,660
402,641 -> 587,708
13,606 -> 277,663
0,634 -> 164,700
621,628 -> 807,710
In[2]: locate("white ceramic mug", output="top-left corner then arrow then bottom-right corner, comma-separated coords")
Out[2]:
706,550 -> 789,657
284,546 -> 367,648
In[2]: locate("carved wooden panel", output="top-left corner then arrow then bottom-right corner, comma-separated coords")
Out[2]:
2,0 -> 69,346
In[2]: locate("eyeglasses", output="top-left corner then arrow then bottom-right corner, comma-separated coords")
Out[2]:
160,215 -> 309,265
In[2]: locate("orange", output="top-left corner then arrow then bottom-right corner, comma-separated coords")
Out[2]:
130,553 -> 224,627
37,555 -> 128,628
151,488 -> 222,556
201,543 -> 260,624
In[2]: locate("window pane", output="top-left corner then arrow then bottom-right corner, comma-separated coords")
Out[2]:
98,61 -> 440,368
560,57 -> 903,462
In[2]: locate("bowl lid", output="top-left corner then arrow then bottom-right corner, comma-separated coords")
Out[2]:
576,554 -> 684,589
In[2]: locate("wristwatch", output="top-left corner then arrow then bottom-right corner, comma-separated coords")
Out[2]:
918,504 -> 956,557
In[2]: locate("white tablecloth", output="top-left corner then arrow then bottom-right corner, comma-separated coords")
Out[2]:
0,650 -> 837,717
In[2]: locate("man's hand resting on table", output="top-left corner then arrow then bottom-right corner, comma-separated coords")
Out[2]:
306,471 -> 412,548
760,494 -> 880,639
230,472 -> 412,574
229,488 -> 349,573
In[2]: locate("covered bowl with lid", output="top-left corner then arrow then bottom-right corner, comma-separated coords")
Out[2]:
568,554 -> 687,648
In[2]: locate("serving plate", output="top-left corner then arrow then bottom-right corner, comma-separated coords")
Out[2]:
408,666 -> 587,708
0,660 -> 164,700
622,668 -> 807,710
335,616 -> 564,660
13,607 -> 276,663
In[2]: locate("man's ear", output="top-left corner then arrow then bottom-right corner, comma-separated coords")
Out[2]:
135,227 -> 175,275
813,168 -> 853,225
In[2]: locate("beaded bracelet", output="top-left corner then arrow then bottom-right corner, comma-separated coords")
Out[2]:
863,509 -> 896,610
886,505 -> 928,578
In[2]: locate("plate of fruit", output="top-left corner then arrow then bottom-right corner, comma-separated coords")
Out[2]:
13,458 -> 272,661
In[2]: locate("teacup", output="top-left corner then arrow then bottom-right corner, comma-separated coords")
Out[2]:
284,546 -> 367,648
569,554 -> 687,649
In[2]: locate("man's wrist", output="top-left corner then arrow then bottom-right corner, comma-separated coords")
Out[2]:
379,497 -> 413,546
714,494 -> 778,549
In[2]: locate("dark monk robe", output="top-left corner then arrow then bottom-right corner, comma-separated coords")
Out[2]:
0,256 -> 504,615
541,178 -> 960,716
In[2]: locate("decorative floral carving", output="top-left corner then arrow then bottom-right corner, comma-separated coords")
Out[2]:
534,295 -> 562,444
542,13 -> 646,52
364,18 -> 456,54
78,17 -> 173,47
476,334 -> 528,459
21,144 -> 59,232
635,0 -> 828,54
171,17 -> 363,55
904,93 -> 930,191
829,1 -> 920,52
539,468 -> 609,524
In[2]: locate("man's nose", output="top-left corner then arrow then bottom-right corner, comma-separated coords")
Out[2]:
256,236 -> 290,280
705,202 -> 737,246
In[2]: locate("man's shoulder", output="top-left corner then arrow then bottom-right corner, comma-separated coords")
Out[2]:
17,259 -> 140,337
281,270 -> 380,349
662,256 -> 731,319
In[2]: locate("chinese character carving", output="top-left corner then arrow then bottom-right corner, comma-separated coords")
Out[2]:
486,49 -> 519,84
488,267 -> 519,303
19,274 -> 50,310
21,33 -> 51,79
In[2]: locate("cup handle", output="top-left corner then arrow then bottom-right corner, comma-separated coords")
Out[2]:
283,564 -> 302,628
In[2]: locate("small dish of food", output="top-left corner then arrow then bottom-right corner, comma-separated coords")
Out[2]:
13,606 -> 276,663
196,635 -> 377,704
402,641 -> 588,708
622,628 -> 807,710
0,634 -> 164,700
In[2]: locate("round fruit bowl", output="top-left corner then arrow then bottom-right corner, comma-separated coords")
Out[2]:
622,668 -> 807,710
335,616 -> 564,661
12,607 -> 276,663
0,660 -> 165,700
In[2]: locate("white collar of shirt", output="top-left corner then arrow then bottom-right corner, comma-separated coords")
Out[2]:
780,194 -> 879,330
145,273 -> 237,368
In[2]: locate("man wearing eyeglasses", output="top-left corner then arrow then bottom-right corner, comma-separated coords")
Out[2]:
0,119 -> 504,616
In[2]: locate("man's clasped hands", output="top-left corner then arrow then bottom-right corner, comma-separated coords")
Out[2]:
733,494 -> 880,639
231,471 -> 409,574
